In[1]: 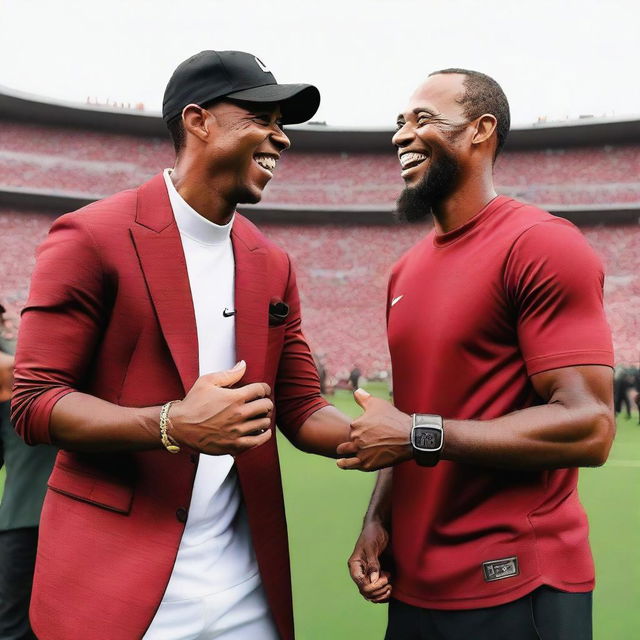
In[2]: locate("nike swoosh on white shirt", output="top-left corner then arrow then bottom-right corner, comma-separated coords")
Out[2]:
391,295 -> 404,307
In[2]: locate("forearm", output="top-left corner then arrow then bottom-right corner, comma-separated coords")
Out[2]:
444,400 -> 614,470
338,366 -> 615,472
363,468 -> 393,527
50,392 -> 162,452
292,405 -> 351,458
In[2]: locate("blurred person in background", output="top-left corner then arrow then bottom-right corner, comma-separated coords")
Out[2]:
613,368 -> 634,419
0,302 -> 56,640
313,352 -> 328,395
349,364 -> 362,390
337,69 -> 614,640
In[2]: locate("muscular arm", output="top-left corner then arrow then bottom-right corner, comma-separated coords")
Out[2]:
337,364 -> 615,471
362,467 -> 393,526
45,364 -> 274,455
271,254 -> 352,458
49,392 -> 161,451
291,405 -> 351,458
348,468 -> 394,603
444,364 -> 614,469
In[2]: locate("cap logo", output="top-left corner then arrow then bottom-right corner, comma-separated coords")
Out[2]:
254,56 -> 270,73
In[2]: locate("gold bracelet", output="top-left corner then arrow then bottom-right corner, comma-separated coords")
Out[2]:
159,401 -> 180,454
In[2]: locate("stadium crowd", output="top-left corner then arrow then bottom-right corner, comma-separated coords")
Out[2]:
1,205 -> 639,378
1,117 -> 640,381
1,121 -> 639,206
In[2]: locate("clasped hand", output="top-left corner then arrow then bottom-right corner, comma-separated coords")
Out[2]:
336,389 -> 413,471
348,520 -> 392,604
168,360 -> 273,456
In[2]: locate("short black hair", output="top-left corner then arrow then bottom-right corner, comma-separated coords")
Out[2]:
429,68 -> 510,157
166,115 -> 185,154
166,98 -> 218,154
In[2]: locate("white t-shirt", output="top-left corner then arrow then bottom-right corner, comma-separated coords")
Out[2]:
158,169 -> 260,602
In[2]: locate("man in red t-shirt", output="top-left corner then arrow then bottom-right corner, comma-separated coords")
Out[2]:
336,70 -> 614,640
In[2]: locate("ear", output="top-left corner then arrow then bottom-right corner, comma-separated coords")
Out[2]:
181,104 -> 212,143
471,114 -> 497,147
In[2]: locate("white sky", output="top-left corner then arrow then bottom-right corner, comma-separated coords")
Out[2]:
0,0 -> 638,127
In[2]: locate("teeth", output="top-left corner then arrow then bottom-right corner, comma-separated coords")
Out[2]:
400,152 -> 428,169
255,155 -> 277,171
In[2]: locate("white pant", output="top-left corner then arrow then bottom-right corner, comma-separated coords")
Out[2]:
143,575 -> 279,640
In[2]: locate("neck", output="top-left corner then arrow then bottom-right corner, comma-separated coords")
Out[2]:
432,170 -> 497,234
170,156 -> 235,225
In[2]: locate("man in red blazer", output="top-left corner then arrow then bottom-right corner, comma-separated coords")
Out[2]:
12,51 -> 349,640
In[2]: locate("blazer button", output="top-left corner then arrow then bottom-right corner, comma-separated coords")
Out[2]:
176,508 -> 188,523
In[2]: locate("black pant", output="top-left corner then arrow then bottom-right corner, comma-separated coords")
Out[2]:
0,528 -> 38,640
385,586 -> 592,640
615,393 -> 631,418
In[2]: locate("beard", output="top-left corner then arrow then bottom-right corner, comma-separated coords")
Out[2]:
396,151 -> 460,223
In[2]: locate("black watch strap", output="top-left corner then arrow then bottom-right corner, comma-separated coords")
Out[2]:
411,414 -> 444,467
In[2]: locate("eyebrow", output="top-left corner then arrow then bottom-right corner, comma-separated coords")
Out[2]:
396,106 -> 438,122
254,106 -> 283,118
413,107 -> 438,116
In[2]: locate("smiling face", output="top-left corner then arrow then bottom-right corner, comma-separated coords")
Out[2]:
393,73 -> 471,185
202,99 -> 290,205
393,74 -> 474,220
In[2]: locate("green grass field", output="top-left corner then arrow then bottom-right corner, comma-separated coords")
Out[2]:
1,386 -> 638,638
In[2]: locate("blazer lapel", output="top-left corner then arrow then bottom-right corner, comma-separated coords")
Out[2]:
232,218 -> 268,385
130,173 -> 199,394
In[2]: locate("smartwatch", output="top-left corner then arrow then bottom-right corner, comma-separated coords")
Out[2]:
411,414 -> 444,467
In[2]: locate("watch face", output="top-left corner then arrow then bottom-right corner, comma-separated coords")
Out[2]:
414,426 -> 442,451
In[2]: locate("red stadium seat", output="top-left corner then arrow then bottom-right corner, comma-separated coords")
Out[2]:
1,207 -> 637,376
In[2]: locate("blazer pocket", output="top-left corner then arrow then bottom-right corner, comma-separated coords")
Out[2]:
48,461 -> 134,515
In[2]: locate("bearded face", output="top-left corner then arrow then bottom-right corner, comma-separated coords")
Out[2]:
396,150 -> 460,223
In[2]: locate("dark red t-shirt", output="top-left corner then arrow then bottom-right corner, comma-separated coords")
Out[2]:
387,196 -> 613,610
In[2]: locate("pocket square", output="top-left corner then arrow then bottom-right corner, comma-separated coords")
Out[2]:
268,299 -> 289,326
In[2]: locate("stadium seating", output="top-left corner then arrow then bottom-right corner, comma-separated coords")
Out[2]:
1,122 -> 639,206
2,205 -> 638,377
1,118 -> 639,375
0,208 -> 56,316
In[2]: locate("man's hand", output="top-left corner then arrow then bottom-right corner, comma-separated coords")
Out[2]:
336,389 -> 412,471
348,520 -> 392,604
0,351 -> 14,403
168,360 -> 273,455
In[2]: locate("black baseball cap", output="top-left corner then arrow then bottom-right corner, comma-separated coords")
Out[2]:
162,50 -> 320,125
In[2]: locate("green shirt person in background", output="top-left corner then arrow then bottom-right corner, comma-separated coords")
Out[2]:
0,303 -> 56,640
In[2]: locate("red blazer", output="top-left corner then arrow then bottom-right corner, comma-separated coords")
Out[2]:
11,173 -> 327,640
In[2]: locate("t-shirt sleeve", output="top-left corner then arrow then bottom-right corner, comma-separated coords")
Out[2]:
504,219 -> 613,377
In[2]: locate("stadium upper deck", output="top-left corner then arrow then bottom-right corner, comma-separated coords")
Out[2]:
1,85 -> 639,222
1,119 -> 639,208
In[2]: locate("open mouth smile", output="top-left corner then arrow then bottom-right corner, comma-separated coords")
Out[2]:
400,151 -> 429,173
399,151 -> 429,178
254,153 -> 278,176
